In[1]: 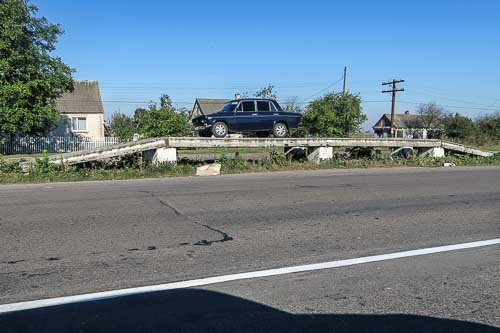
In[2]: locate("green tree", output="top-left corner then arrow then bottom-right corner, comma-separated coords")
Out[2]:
0,0 -> 74,137
476,112 -> 500,142
134,94 -> 191,138
301,92 -> 366,137
255,84 -> 277,99
109,112 -> 137,140
443,113 -> 476,140
416,103 -> 445,128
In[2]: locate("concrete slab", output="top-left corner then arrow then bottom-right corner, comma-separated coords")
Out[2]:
196,163 -> 221,176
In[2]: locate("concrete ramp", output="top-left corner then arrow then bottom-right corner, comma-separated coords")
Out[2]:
441,141 -> 494,157
48,138 -> 166,165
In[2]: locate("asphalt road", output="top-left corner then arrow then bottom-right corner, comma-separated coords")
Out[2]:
1,166 -> 499,332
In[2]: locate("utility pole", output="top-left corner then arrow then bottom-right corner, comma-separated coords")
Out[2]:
382,79 -> 405,137
342,66 -> 347,95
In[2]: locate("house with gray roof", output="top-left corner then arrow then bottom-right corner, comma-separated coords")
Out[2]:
372,111 -> 442,139
189,98 -> 230,120
51,80 -> 105,137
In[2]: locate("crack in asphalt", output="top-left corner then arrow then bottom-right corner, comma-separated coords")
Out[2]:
2,259 -> 26,265
139,191 -> 233,246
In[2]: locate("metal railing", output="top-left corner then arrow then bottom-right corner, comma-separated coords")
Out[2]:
0,136 -> 121,155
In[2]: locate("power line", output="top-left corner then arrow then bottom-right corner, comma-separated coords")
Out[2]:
397,100 -> 500,112
296,75 -> 344,105
408,88 -> 495,108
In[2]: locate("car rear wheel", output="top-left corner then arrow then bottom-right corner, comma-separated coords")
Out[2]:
212,122 -> 228,138
273,122 -> 289,138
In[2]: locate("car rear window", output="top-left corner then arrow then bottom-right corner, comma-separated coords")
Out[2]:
242,101 -> 256,112
257,101 -> 270,112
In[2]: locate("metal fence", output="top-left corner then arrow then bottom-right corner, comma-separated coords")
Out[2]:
0,136 -> 121,154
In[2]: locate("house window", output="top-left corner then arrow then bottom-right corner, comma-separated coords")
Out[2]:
71,117 -> 87,131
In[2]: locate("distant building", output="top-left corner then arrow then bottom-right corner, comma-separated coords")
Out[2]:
51,80 -> 105,137
189,98 -> 230,120
372,111 -> 442,139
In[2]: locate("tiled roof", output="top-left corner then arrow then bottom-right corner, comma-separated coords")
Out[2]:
56,80 -> 104,114
194,98 -> 230,115
373,113 -> 423,129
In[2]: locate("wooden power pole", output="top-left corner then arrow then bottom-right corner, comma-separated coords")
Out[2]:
342,66 -> 347,95
382,79 -> 405,137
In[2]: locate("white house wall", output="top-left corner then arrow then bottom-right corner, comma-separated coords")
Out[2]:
51,113 -> 104,137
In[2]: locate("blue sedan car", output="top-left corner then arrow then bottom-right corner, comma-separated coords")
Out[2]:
192,98 -> 302,138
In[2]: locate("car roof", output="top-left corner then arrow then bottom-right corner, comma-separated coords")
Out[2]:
227,98 -> 278,103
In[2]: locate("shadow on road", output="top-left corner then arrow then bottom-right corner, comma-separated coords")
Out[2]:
1,289 -> 497,333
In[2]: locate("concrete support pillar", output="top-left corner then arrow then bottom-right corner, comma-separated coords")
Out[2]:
307,147 -> 333,163
145,147 -> 177,166
418,147 -> 445,158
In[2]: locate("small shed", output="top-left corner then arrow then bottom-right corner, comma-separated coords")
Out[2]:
189,98 -> 230,120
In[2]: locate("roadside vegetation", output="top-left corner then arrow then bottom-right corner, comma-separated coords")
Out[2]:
415,104 -> 499,150
109,95 -> 191,140
0,0 -> 74,141
1,150 -> 498,185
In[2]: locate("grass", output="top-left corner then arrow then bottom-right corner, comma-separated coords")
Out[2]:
178,147 -> 276,155
481,143 -> 500,152
1,152 -> 499,185
0,152 -> 59,159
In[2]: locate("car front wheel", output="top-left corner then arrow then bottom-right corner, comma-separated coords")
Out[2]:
273,122 -> 289,138
212,122 -> 228,138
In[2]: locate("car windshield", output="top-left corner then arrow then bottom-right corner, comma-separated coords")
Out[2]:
220,102 -> 237,112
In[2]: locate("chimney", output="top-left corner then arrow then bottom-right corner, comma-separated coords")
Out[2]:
235,93 -> 241,100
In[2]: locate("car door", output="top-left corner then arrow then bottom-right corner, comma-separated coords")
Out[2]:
217,100 -> 238,131
256,100 -> 274,130
236,100 -> 259,131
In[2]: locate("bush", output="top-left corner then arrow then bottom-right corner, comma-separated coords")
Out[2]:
301,92 -> 366,137
0,158 -> 21,173
437,111 -> 499,147
109,112 -> 137,140
135,95 -> 191,138
477,112 -> 500,142
109,94 -> 191,140
33,150 -> 62,175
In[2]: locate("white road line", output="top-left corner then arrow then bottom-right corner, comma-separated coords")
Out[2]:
1,238 -> 499,314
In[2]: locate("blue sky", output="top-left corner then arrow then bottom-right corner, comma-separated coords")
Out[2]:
36,0 -> 500,129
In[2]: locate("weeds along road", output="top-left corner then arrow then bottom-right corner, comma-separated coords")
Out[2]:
0,166 -> 499,331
